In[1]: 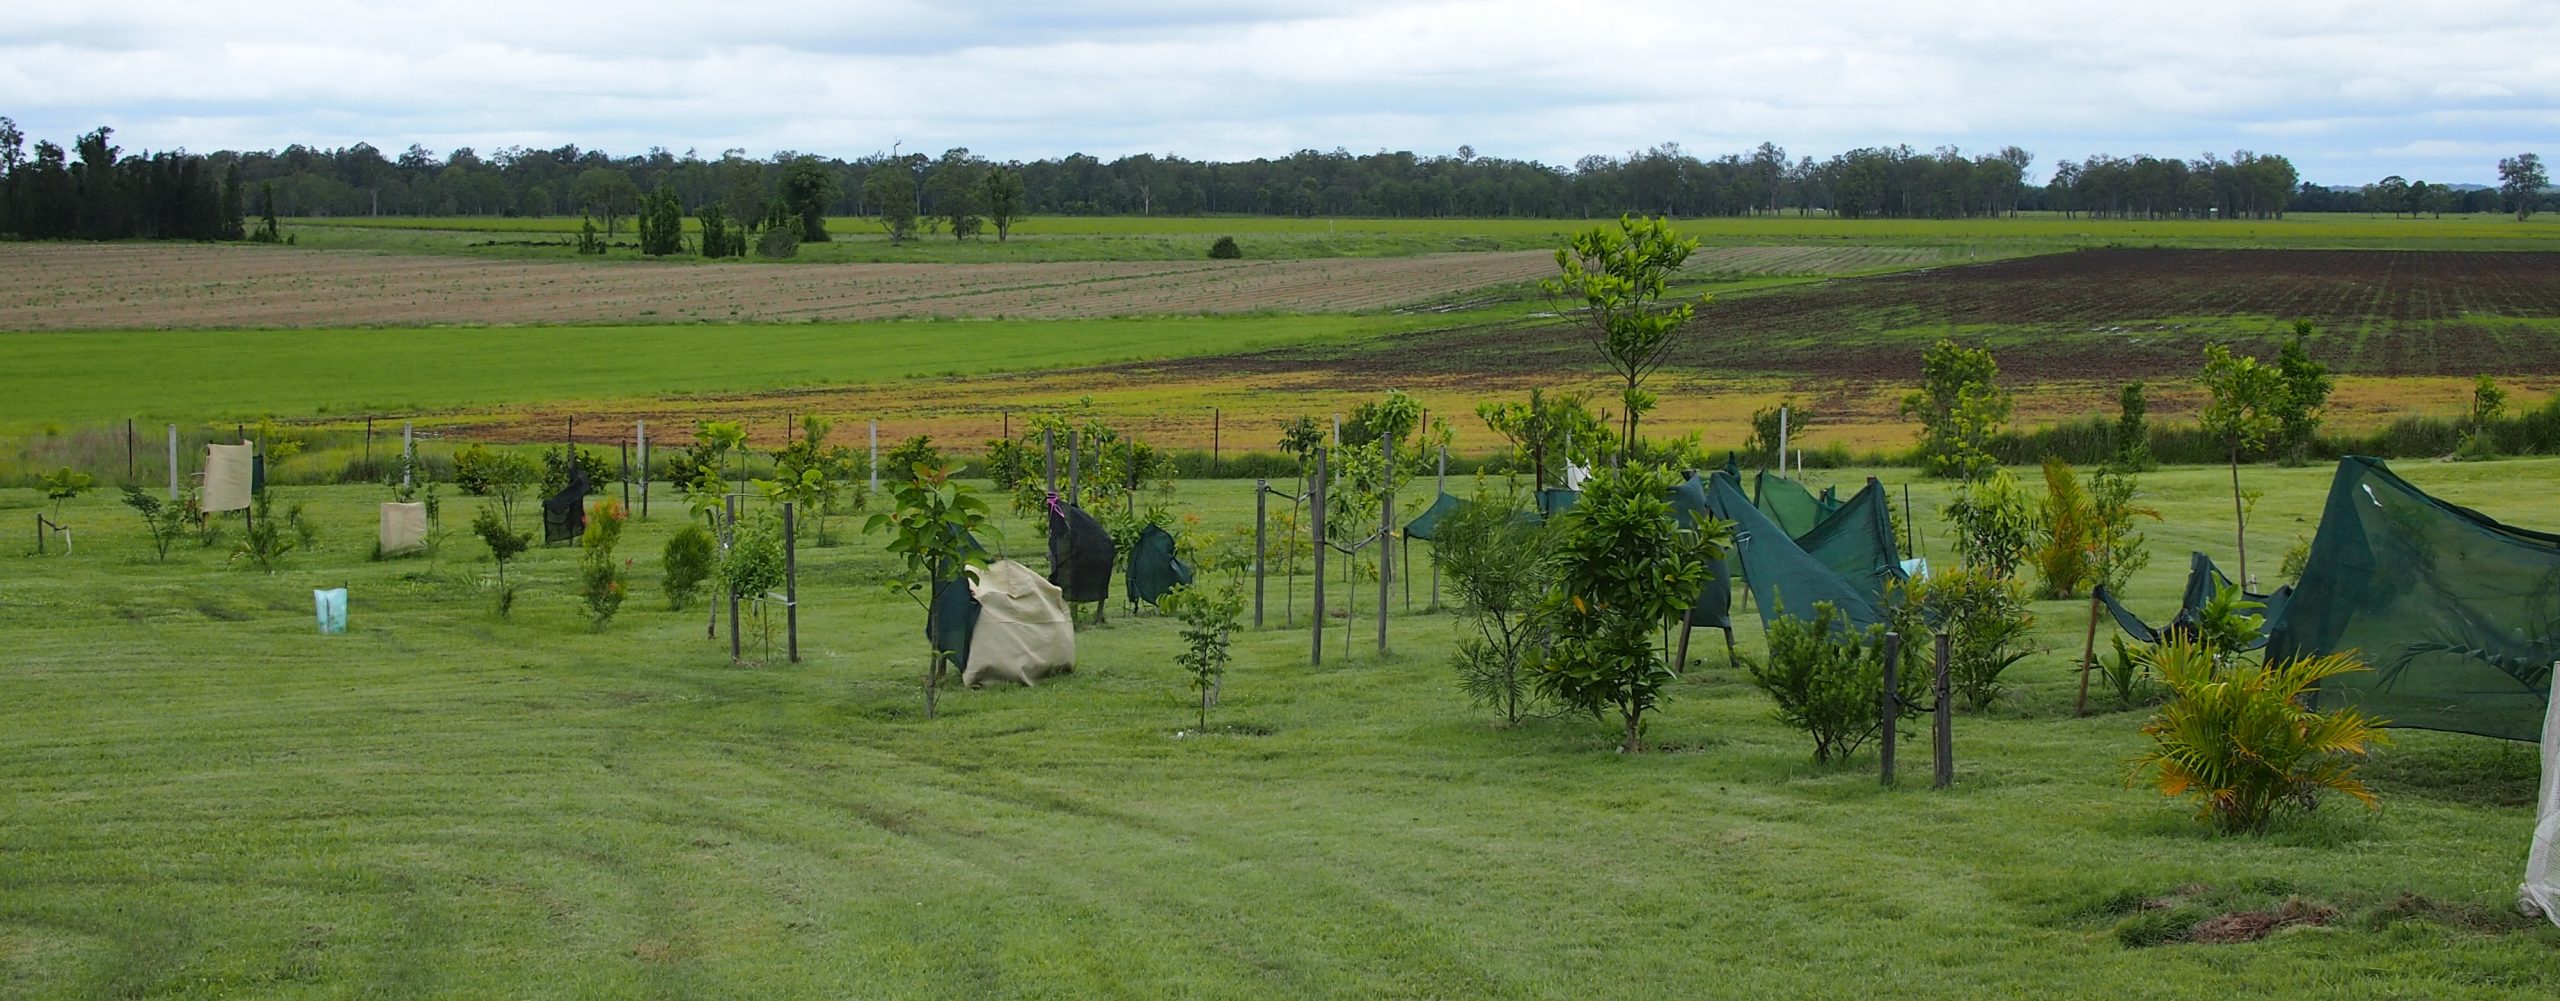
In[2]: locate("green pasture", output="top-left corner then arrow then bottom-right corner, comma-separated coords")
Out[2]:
0,314 -> 1447,427
283,211 -> 2560,263
3,457 -> 2556,998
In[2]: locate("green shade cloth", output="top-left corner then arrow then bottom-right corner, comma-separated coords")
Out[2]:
1537,488 -> 1580,518
1126,523 -> 1195,607
1710,471 -> 1886,629
2272,456 -> 2560,742
1670,472 -> 1731,630
1753,470 -> 1822,539
2094,551 -> 2288,649
1403,492 -> 1464,541
1792,477 -> 1908,603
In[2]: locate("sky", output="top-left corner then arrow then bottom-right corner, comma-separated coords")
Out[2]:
3,1 -> 2555,187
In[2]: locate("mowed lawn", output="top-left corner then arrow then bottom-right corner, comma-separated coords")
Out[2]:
2,458 -> 2556,998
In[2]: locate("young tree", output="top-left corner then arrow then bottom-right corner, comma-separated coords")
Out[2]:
982,166 -> 1024,242
778,157 -> 838,242
1475,387 -> 1609,492
1542,215 -> 1704,460
1439,487 -> 1561,725
865,462 -> 994,719
1901,339 -> 2013,480
864,166 -> 917,244
2198,343 -> 2285,586
2112,381 -> 2153,471
121,486 -> 190,562
2272,320 -> 2332,464
2498,153 -> 2547,221
1533,464 -> 1718,752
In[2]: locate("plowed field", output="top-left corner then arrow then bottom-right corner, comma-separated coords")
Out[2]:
0,243 -> 1941,331
1245,248 -> 2560,385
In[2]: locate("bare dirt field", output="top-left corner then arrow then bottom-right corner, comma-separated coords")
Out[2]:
0,243 -> 1938,330
0,244 -> 1562,329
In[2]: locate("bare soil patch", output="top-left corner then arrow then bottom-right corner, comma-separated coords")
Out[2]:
0,244 -> 1559,329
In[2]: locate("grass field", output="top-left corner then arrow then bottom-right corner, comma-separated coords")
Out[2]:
4,458 -> 2556,998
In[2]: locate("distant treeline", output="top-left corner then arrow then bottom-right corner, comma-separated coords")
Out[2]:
0,116 -> 2546,241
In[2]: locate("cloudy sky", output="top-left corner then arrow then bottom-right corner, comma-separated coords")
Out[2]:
4,0 -> 2554,186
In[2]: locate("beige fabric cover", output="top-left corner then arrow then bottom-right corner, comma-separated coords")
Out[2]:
202,443 -> 254,512
962,559 -> 1076,688
379,502 -> 428,555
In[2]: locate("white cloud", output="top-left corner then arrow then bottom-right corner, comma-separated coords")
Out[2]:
1,0 -> 2555,184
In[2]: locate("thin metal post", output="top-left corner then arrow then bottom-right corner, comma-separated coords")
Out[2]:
166,423 -> 178,499
1881,631 -> 1901,787
637,420 -> 649,520
784,502 -> 799,664
869,419 -> 879,493
1378,431 -> 1393,654
1431,446 -> 1445,609
1933,632 -> 1954,789
402,422 -> 414,490
1253,479 -> 1268,629
126,418 -> 135,482
728,496 -> 742,664
1310,447 -> 1326,666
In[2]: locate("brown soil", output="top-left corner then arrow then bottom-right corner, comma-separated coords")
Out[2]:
0,243 -> 1559,329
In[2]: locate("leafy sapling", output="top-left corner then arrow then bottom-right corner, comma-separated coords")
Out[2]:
1163,583 -> 1247,732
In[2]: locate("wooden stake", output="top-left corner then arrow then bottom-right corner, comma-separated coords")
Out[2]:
1933,632 -> 1954,789
1881,631 -> 1901,787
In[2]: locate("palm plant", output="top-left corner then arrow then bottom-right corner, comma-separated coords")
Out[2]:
2131,638 -> 2389,833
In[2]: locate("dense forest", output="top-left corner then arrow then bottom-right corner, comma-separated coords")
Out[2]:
0,116 -> 2541,242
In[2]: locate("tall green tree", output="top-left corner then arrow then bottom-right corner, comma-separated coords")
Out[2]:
982,166 -> 1024,242
926,148 -> 984,239
636,186 -> 685,256
1542,215 -> 1703,460
778,157 -> 838,242
2498,153 -> 2547,221
571,168 -> 637,239
2198,343 -> 2285,586
1901,339 -> 2013,480
864,165 -> 917,244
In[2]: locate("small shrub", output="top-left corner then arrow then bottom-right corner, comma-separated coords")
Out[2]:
470,504 -> 533,616
120,485 -> 188,562
720,515 -> 789,658
1944,468 -> 2033,579
661,524 -> 716,610
229,492 -> 296,574
541,446 -> 611,497
1163,582 -> 1246,731
1908,568 -> 2036,711
1752,603 -> 1928,763
1532,464 -> 1720,753
2131,639 -> 2388,833
881,434 -> 943,486
1208,236 -> 1242,259
578,499 -> 628,628
2031,457 -> 2095,599
756,227 -> 800,259
1439,487 -> 1560,725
